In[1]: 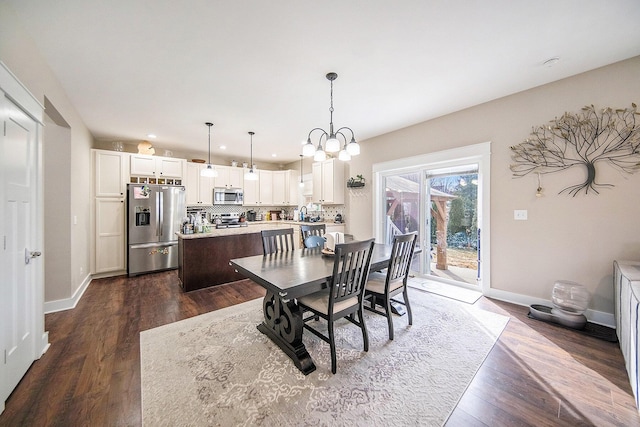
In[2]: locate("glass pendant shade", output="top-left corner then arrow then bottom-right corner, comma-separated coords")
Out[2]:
325,136 -> 340,152
302,140 -> 316,157
201,164 -> 217,177
314,147 -> 327,162
346,140 -> 360,156
338,147 -> 351,161
245,169 -> 258,181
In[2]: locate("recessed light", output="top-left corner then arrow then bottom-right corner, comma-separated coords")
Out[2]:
219,145 -> 226,150
272,154 -> 277,157
543,57 -> 560,67
147,133 -> 157,139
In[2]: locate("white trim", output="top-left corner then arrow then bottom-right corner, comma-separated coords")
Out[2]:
0,61 -> 44,124
44,273 -> 92,314
373,142 -> 491,294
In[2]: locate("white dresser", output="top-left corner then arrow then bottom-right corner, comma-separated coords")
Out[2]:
614,260 -> 640,412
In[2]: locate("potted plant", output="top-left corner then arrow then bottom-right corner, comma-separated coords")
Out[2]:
347,174 -> 365,188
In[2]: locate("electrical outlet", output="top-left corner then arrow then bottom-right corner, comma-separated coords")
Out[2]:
514,210 -> 528,220
80,266 -> 83,275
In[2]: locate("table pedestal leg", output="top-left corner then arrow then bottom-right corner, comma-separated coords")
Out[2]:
257,290 -> 316,375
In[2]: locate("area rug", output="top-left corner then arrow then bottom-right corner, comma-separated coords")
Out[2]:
140,289 -> 508,426
409,277 -> 483,304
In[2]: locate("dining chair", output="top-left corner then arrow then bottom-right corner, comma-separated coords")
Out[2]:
364,232 -> 417,340
297,238 -> 375,374
300,223 -> 326,240
261,228 -> 295,255
303,235 -> 325,248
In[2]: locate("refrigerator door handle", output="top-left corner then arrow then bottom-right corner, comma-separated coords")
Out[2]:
158,191 -> 164,237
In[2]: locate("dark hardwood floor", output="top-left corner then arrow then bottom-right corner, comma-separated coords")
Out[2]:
1,271 -> 638,426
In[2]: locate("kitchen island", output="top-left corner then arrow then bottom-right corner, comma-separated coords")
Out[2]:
176,221 -> 345,292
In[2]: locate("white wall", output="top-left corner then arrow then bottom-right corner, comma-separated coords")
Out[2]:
0,2 -> 93,303
346,56 -> 640,315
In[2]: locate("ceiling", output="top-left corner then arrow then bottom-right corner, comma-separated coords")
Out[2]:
9,0 -> 640,165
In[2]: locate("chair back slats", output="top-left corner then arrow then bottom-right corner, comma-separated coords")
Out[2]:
261,228 -> 295,255
300,224 -> 326,240
386,232 -> 417,290
329,239 -> 375,307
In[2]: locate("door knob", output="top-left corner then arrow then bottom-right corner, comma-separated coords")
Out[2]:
25,249 -> 42,264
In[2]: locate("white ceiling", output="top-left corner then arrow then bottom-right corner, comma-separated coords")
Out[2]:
9,0 -> 640,165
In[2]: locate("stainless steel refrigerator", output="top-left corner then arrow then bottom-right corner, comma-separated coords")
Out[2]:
127,184 -> 186,276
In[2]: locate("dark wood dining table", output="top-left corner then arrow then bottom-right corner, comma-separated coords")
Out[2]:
229,243 -> 398,375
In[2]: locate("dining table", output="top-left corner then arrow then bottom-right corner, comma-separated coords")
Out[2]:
229,243 -> 403,375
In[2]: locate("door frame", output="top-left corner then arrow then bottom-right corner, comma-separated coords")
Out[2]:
373,142 -> 491,294
1,61 -> 47,413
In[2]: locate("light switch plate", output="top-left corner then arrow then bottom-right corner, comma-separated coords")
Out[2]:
514,210 -> 528,220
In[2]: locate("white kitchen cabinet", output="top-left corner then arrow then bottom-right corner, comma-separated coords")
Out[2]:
312,158 -> 344,204
214,165 -> 243,189
185,162 -> 214,205
130,154 -> 185,180
93,149 -> 129,274
243,170 -> 273,206
272,170 -> 299,206
95,198 -> 126,273
94,150 -> 129,197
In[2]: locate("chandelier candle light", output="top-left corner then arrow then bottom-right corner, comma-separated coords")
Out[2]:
302,72 -> 360,162
245,131 -> 258,181
201,122 -> 218,177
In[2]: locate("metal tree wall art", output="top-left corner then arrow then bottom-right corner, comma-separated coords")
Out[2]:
510,103 -> 640,196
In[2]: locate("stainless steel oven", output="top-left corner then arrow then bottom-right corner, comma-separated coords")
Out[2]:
213,187 -> 243,205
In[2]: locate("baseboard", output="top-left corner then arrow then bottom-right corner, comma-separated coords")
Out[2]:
44,273 -> 92,314
39,331 -> 50,357
484,287 -> 615,329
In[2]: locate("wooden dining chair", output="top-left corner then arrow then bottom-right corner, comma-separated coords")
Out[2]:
261,228 -> 295,255
364,232 -> 417,340
300,224 -> 326,240
297,238 -> 375,374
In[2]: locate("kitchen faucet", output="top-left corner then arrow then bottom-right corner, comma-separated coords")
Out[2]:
300,206 -> 307,221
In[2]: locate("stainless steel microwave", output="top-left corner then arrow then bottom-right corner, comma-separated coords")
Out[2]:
213,187 -> 243,205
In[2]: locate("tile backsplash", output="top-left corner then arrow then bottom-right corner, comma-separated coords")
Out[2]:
186,204 -> 344,223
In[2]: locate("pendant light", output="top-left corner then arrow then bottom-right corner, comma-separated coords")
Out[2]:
303,72 -> 360,161
201,122 -> 218,177
299,155 -> 305,188
245,131 -> 258,181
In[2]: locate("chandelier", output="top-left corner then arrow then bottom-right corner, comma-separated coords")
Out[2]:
201,122 -> 218,177
302,72 -> 360,162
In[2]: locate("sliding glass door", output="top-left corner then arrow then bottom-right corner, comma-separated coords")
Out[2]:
375,143 -> 490,291
426,166 -> 479,285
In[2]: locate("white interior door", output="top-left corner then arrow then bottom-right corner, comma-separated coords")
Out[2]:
1,93 -> 40,409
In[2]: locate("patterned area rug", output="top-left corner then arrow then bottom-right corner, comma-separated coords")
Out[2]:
140,290 -> 508,426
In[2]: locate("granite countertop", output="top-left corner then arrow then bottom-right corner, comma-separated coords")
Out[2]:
177,220 -> 345,239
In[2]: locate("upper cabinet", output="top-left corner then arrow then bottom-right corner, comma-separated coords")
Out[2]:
185,162 -> 214,205
94,150 -> 129,197
130,154 -> 185,180
243,170 -> 273,206
312,158 -> 344,204
272,170 -> 299,206
214,166 -> 243,189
